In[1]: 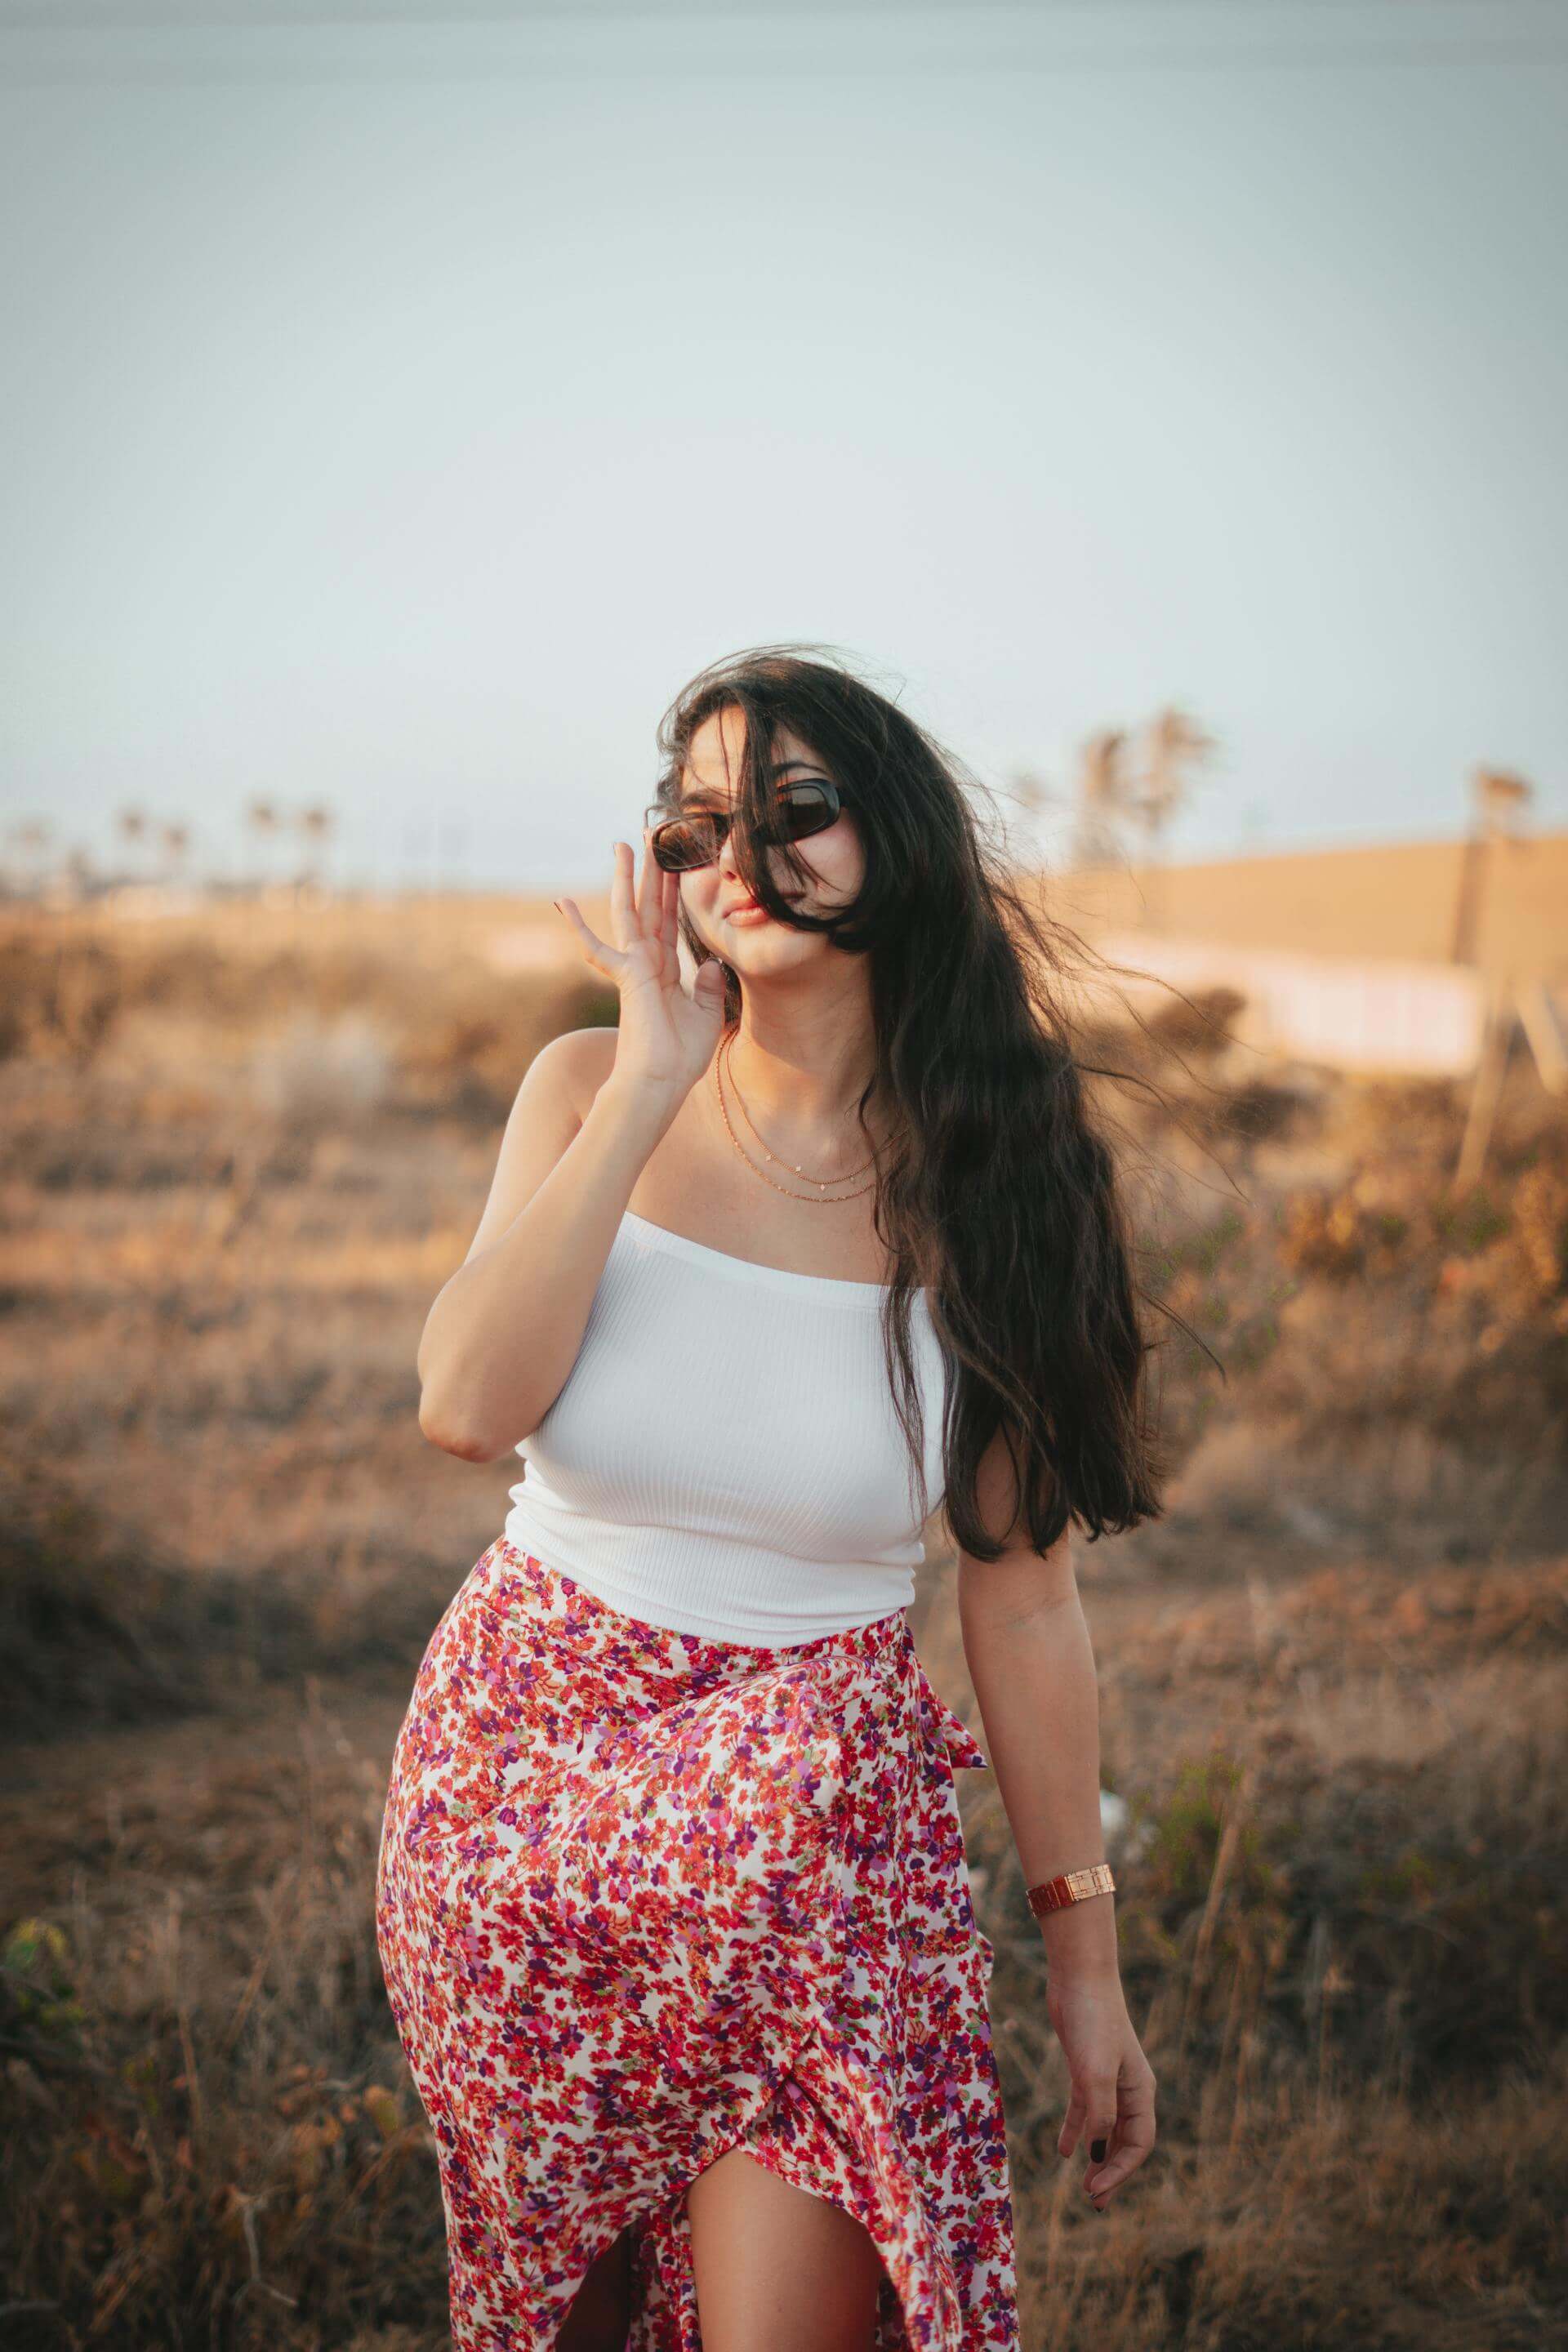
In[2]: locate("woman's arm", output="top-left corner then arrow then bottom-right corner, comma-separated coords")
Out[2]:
416,1031 -> 675,1462
417,829 -> 728,1463
955,1425 -> 1157,2212
958,1539 -> 1117,1983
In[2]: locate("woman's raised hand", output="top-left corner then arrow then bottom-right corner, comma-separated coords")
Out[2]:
552,835 -> 728,1111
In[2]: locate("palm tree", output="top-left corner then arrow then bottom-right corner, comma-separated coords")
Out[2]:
1452,765 -> 1533,965
1070,729 -> 1134,871
116,807 -> 149,882
247,799 -> 278,893
1475,765 -> 1532,838
297,803 -> 335,893
160,822 -> 191,889
1129,706 -> 1218,928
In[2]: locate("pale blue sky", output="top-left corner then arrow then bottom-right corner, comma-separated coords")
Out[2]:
2,2 -> 1564,893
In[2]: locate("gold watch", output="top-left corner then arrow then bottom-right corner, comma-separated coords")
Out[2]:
1026,1862 -> 1116,1919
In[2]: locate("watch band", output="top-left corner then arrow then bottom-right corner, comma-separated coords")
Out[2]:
1026,1862 -> 1116,1919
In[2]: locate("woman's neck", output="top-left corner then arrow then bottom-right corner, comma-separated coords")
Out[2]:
719,1018 -> 895,1155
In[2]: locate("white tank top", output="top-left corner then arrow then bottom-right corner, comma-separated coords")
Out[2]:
501,1208 -> 951,1647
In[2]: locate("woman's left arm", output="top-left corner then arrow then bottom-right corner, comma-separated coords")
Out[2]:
956,1441 -> 1158,2214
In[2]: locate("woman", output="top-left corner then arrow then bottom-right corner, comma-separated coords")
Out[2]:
376,645 -> 1164,2352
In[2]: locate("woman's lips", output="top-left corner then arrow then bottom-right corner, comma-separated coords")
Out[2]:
725,893 -> 802,924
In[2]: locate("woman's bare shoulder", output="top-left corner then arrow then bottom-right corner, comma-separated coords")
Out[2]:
529,1026 -> 620,1125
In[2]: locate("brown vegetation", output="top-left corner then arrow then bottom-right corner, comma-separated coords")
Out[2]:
1,906 -> 1565,2348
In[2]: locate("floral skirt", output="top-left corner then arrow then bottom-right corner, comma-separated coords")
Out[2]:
375,1535 -> 1019,2350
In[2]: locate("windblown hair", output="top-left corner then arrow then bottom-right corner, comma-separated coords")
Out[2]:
649,643 -> 1172,1566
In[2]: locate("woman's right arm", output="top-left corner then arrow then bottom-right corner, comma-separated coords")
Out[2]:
415,828 -> 728,1463
415,1044 -> 676,1461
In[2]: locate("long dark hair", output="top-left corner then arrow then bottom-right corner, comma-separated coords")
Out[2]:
650,642 -> 1169,1565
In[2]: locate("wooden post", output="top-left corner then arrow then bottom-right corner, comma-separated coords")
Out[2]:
1516,978 -> 1568,1095
1453,973 -> 1512,1194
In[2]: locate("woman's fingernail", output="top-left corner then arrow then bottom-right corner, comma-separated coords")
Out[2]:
1090,2139 -> 1107,2162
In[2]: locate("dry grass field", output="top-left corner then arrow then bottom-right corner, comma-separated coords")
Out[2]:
2,893 -> 1565,2350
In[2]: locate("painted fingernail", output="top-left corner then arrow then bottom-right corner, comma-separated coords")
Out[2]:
1090,2139 -> 1107,2162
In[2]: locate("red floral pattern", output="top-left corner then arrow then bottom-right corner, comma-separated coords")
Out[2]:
376,1536 -> 1019,2350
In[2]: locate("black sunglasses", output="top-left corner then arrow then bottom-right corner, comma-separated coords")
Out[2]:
643,778 -> 844,875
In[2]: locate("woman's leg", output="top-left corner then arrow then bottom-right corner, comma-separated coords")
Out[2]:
686,2145 -> 885,2352
555,2220 -> 635,2352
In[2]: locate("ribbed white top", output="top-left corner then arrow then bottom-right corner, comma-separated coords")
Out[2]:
501,1209 -> 950,1646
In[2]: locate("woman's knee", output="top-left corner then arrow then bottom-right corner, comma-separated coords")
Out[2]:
686,2146 -> 884,2352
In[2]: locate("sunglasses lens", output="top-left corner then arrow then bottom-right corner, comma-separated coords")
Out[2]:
774,780 -> 835,842
648,781 -> 838,871
649,813 -> 724,871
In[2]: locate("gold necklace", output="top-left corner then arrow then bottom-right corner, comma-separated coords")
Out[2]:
719,1032 -> 880,1190
714,1040 -> 879,1205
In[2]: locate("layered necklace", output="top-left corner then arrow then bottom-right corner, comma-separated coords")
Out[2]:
712,1030 -> 886,1205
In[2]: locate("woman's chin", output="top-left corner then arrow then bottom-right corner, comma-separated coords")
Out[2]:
724,930 -> 820,967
